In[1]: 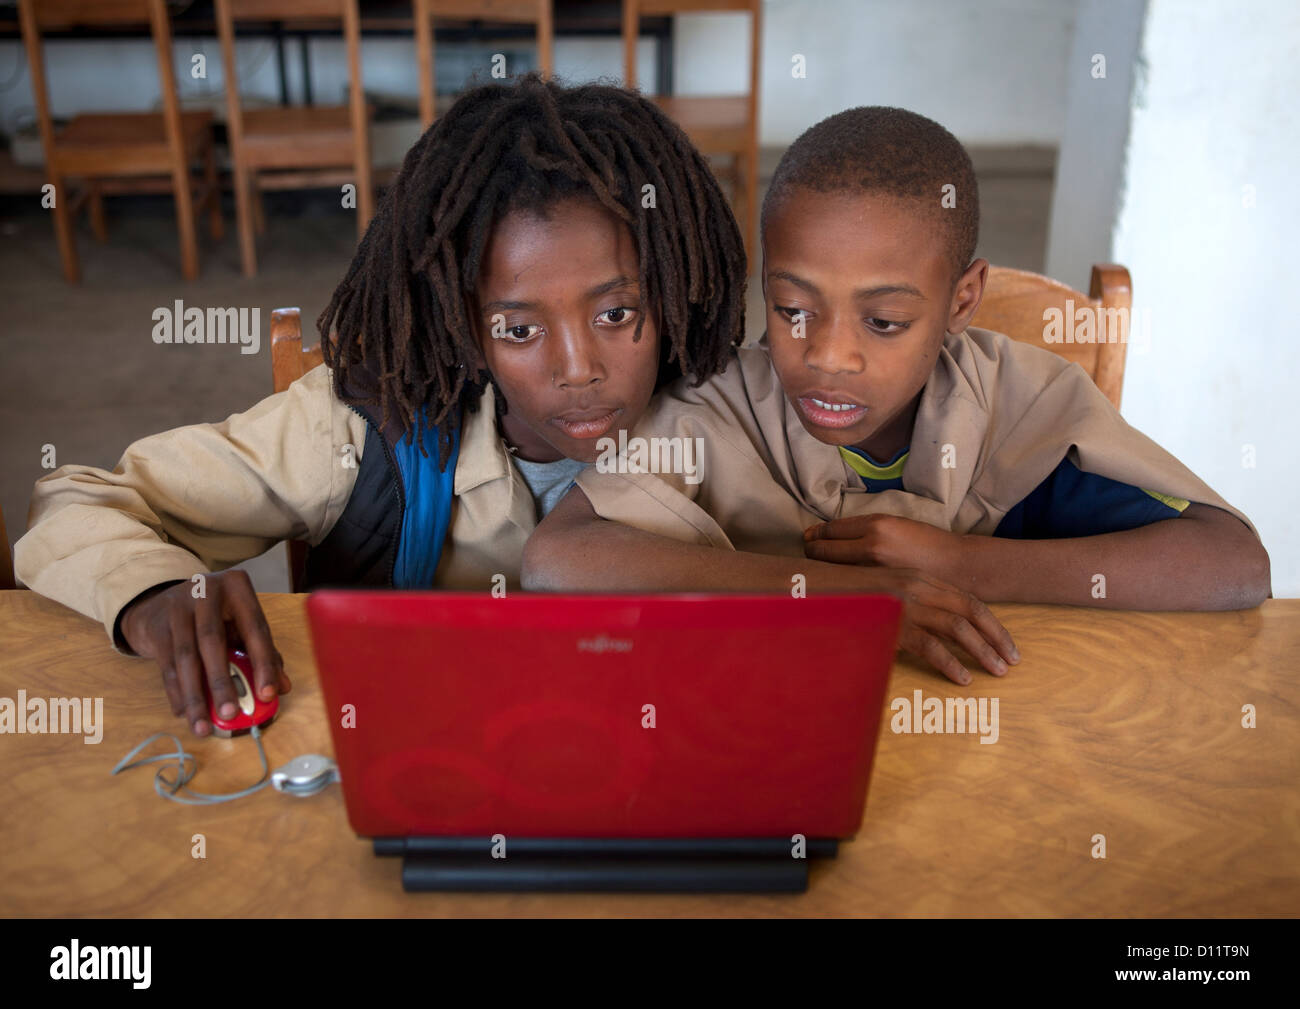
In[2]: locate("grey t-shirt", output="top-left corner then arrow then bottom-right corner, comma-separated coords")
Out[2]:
511,455 -> 588,519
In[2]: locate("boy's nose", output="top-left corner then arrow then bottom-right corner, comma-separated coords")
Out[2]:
551,326 -> 605,388
804,321 -> 866,375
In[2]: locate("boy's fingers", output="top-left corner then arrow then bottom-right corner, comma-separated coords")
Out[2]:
159,664 -> 182,716
905,626 -> 972,686
921,577 -> 1019,665
803,537 -> 874,565
154,628 -> 182,715
168,611 -> 212,735
804,516 -> 873,542
935,612 -> 1008,677
223,579 -> 284,699
954,588 -> 1019,664
194,594 -> 238,721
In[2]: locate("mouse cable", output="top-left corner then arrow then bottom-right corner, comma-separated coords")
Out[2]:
111,728 -> 340,804
110,726 -> 271,805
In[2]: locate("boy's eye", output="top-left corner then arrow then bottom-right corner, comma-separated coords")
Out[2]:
867,318 -> 911,335
775,305 -> 808,324
499,323 -> 541,342
596,307 -> 637,326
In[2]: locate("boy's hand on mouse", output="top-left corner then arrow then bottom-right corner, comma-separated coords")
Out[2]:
804,514 -> 967,584
118,570 -> 290,737
846,566 -> 1019,686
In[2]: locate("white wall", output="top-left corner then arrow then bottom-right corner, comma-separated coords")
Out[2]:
1044,0 -> 1146,290
673,0 -> 1075,145
1106,0 -> 1299,595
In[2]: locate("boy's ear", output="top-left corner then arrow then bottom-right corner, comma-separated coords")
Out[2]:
947,258 -> 989,334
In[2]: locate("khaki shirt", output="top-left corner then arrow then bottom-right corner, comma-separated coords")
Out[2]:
14,364 -> 536,645
575,328 -> 1258,554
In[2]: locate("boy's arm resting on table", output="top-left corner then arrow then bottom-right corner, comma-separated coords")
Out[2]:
958,503 -> 1270,609
14,364 -> 364,647
805,504 -> 1271,610
522,485 -> 1020,686
14,366 -> 361,736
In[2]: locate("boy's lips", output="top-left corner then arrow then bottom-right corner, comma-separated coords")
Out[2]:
796,393 -> 869,430
550,406 -> 622,440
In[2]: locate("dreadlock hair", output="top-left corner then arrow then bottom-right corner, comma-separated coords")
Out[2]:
761,106 -> 980,285
319,72 -> 747,466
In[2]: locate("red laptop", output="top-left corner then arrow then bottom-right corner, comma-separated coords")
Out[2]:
307,592 -> 901,844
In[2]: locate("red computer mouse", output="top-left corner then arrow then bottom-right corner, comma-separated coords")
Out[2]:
204,647 -> 279,738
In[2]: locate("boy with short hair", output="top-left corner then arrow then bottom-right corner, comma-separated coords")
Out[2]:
522,106 -> 1271,685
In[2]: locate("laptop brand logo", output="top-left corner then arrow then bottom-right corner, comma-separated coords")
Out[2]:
577,635 -> 633,654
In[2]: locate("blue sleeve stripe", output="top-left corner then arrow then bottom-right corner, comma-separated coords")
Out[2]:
994,457 -> 1186,539
392,413 -> 461,589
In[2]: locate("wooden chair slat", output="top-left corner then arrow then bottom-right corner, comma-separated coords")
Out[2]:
18,0 -> 220,282
217,0 -> 373,276
974,263 -> 1132,410
226,0 -> 349,19
25,0 -> 153,29
271,308 -> 326,593
415,0 -> 554,130
0,505 -> 15,591
624,0 -> 760,264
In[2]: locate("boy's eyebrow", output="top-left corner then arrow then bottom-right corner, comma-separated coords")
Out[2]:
767,270 -> 926,301
585,275 -> 640,299
480,276 -> 639,315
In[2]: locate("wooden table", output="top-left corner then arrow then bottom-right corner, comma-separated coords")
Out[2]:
1,592 -> 1296,917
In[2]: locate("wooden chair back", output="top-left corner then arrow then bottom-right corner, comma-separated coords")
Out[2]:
974,263 -> 1131,410
0,505 -> 14,591
622,0 -> 761,261
216,0 -> 372,276
271,308 -> 326,592
18,0 -> 212,281
415,0 -> 555,128
20,0 -> 155,27
19,0 -> 184,170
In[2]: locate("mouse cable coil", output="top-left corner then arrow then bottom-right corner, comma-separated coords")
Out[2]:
111,727 -> 338,805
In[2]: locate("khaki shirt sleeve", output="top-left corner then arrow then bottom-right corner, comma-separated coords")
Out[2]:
13,364 -> 367,646
575,354 -> 757,550
573,348 -> 827,556
958,335 -> 1260,539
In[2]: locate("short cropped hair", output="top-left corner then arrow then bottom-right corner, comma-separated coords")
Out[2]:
761,106 -> 979,282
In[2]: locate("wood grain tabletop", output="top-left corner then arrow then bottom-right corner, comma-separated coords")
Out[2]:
1,591 -> 1296,917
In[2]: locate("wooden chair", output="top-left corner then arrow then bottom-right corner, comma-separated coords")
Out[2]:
270,308 -> 326,591
216,0 -> 374,277
0,505 -> 15,591
17,0 -> 222,283
415,0 -> 555,128
974,263 -> 1131,410
624,0 -> 761,263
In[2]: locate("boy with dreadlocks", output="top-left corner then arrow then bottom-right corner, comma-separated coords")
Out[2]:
15,74 -> 745,737
524,106 -> 1270,685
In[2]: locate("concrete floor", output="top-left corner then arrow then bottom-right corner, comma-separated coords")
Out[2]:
0,145 -> 1055,592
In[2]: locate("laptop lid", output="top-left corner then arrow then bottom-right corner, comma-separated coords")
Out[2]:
307,592 -> 901,840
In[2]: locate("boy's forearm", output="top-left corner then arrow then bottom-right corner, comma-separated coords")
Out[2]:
16,367 -> 362,639
948,505 -> 1270,610
526,517 -> 871,593
524,491 -> 874,594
